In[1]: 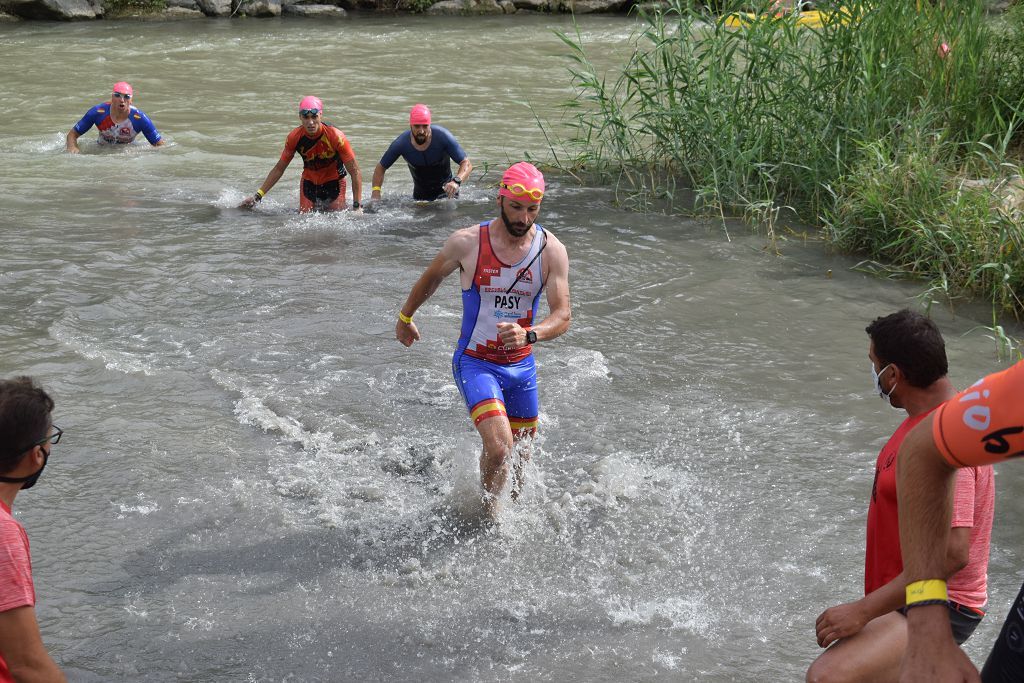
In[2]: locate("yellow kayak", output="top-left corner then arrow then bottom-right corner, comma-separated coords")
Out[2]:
723,6 -> 851,29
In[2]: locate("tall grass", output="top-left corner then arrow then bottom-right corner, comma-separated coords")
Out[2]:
549,0 -> 1024,320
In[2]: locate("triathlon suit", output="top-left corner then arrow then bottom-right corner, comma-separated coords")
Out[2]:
452,221 -> 545,434
378,125 -> 468,201
281,123 -> 355,212
931,360 -> 1024,682
72,103 -> 162,145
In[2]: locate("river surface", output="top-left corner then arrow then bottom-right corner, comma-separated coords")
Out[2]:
1,15 -> 1022,682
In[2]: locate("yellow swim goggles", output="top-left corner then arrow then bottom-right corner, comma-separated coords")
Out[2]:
500,182 -> 545,201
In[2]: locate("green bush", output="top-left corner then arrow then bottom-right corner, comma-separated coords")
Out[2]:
549,0 -> 1024,318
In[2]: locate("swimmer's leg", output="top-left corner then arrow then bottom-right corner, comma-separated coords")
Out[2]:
472,399 -> 514,519
508,418 -> 537,501
503,356 -> 539,501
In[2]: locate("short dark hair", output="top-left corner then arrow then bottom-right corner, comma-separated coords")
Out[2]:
0,377 -> 54,475
865,310 -> 948,388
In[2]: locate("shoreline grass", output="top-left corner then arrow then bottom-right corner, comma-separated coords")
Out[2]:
545,0 -> 1024,347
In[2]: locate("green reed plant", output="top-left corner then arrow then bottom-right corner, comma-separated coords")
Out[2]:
549,0 -> 1024,320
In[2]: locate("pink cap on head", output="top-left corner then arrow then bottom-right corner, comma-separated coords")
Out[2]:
409,104 -> 432,126
112,81 -> 133,97
499,162 -> 545,202
299,96 -> 323,113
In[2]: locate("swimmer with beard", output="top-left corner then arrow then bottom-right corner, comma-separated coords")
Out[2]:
395,162 -> 572,519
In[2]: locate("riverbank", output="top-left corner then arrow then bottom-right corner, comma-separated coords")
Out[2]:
0,0 -> 645,21
548,0 -> 1024,340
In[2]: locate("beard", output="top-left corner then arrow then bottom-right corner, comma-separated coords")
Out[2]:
413,132 -> 428,145
500,202 -> 534,238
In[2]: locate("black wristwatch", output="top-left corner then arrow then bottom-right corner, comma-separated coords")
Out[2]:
450,176 -> 462,185
525,330 -> 537,345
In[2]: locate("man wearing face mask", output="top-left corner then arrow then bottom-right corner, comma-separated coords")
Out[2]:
807,310 -> 994,683
0,377 -> 66,682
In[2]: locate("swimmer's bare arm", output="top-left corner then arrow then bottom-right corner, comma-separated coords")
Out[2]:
814,525 -> 970,648
497,232 -> 571,348
343,157 -> 362,210
65,129 -> 82,154
396,227 -> 477,347
371,163 -> 386,201
896,415 -> 977,683
0,605 -> 66,682
239,157 -> 291,209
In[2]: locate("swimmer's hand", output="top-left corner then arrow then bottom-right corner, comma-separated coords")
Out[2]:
239,195 -> 259,209
396,318 -> 420,347
496,322 -> 526,349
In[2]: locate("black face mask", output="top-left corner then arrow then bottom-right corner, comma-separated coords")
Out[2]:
0,447 -> 49,490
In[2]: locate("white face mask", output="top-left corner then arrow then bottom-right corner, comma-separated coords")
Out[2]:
870,362 -> 898,407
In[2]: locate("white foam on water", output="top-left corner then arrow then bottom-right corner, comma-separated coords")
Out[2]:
15,133 -> 66,154
605,595 -> 713,634
652,649 -> 685,669
51,320 -> 156,376
114,493 -> 161,519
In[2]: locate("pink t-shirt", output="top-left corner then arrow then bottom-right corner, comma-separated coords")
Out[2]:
947,465 -> 996,609
0,500 -> 35,682
865,415 -> 994,610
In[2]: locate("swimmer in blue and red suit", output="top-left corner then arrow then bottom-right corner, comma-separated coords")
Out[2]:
370,104 -> 472,203
66,81 -> 164,153
240,96 -> 363,213
395,162 -> 571,519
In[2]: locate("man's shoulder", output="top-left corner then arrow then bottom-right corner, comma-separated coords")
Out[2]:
452,222 -> 482,240
0,515 -> 26,546
446,223 -> 482,251
538,226 -> 568,256
323,122 -> 345,137
284,126 -> 307,142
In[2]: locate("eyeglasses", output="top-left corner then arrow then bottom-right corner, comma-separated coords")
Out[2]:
112,92 -> 132,100
29,424 -> 62,449
501,182 -> 544,201
300,109 -> 321,118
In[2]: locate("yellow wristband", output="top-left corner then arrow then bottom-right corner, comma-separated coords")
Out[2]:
372,186 -> 382,192
398,311 -> 413,324
255,188 -> 265,199
906,579 -> 948,605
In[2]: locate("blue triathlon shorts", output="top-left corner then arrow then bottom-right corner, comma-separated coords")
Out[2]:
452,352 -> 539,433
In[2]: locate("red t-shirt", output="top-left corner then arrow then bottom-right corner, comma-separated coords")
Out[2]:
865,411 -> 994,609
280,123 -> 355,186
0,500 -> 35,682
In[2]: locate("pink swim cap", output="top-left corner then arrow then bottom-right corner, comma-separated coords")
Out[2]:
299,96 -> 323,113
409,104 -> 432,125
499,162 -> 545,202
112,81 -> 133,97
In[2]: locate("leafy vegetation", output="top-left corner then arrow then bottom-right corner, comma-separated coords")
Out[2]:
547,0 -> 1024,330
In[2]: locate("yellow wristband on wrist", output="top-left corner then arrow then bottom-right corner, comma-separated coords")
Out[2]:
906,579 -> 948,605
372,186 -> 382,192
398,311 -> 413,324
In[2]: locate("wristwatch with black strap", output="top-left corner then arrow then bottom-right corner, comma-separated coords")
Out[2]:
525,329 -> 538,345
